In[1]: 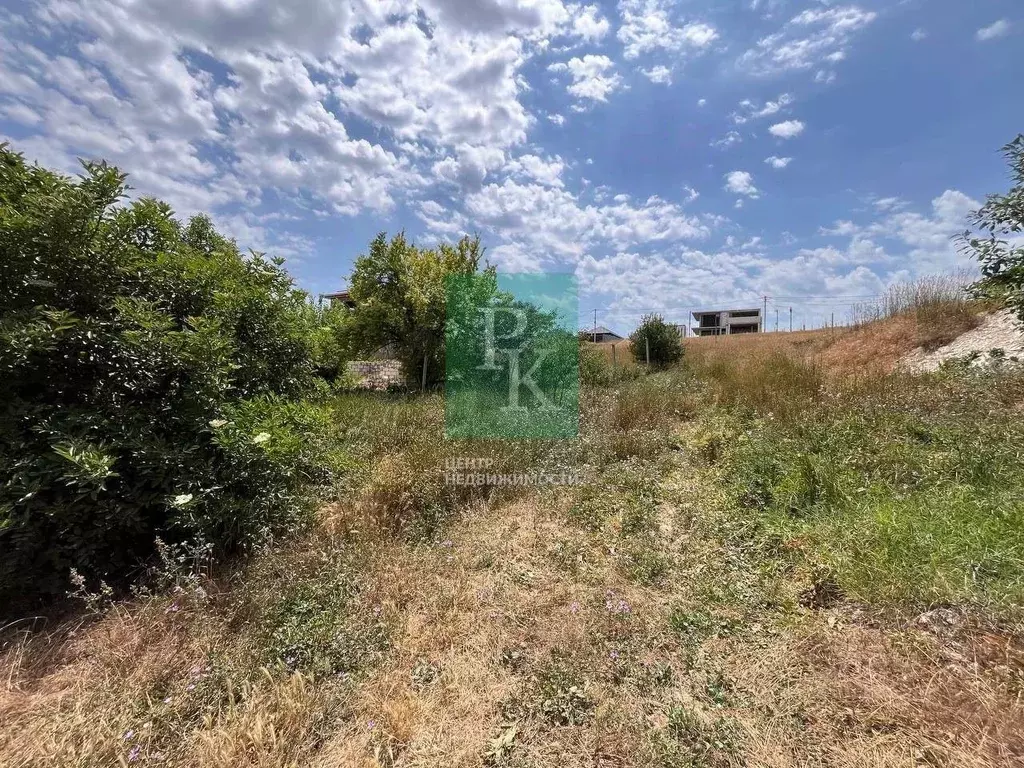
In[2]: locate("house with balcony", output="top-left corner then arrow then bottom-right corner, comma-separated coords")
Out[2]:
691,308 -> 762,337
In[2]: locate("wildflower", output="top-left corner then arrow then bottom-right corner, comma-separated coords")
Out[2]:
367,719 -> 376,730
171,493 -> 193,507
128,745 -> 141,762
208,419 -> 228,428
186,683 -> 196,691
123,730 -> 135,740
165,602 -> 180,614
252,432 -> 271,444
609,650 -> 620,660
163,697 -> 172,705
569,601 -> 580,614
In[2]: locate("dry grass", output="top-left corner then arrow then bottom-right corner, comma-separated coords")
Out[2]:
684,299 -> 988,381
728,617 -> 1024,767
195,670 -> 331,767
2,301 -> 1022,767
3,454 -> 1022,767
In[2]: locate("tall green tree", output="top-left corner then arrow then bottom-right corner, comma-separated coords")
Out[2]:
346,232 -> 488,387
630,313 -> 684,368
961,134 -> 1024,322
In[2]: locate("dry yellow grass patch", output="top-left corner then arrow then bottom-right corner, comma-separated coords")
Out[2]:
726,615 -> 1024,768
195,669 -> 331,767
684,304 -> 987,378
0,602 -> 208,766
313,494 -> 691,768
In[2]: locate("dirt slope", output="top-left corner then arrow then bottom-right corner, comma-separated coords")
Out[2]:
901,309 -> 1024,372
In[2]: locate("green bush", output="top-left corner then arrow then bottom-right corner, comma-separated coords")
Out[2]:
0,145 -> 341,605
629,314 -> 683,368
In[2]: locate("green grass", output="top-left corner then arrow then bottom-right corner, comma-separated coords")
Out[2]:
712,367 -> 1024,620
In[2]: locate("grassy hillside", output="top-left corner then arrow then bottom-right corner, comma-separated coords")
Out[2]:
3,304 -> 1023,767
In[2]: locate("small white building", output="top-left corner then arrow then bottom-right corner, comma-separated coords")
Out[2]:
691,308 -> 762,337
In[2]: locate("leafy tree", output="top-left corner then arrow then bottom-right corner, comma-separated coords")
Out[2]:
346,231 -> 487,387
309,301 -> 351,380
630,313 -> 683,368
961,134 -> 1024,322
0,144 -> 339,607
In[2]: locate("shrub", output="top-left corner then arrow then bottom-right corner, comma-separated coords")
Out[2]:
629,313 -> 683,368
579,342 -> 615,386
0,146 -> 339,606
579,341 -> 642,387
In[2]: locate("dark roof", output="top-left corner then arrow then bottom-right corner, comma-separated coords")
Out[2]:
322,290 -> 351,300
581,325 -> 623,338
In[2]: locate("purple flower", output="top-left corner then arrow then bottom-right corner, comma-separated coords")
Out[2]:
609,650 -> 620,660
367,719 -> 376,731
128,745 -> 141,762
123,730 -> 135,740
569,601 -> 580,614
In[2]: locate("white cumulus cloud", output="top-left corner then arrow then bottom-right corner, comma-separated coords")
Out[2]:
548,54 -> 624,105
617,0 -> 718,59
769,119 -> 805,139
976,19 -> 1011,41
641,65 -> 672,84
725,170 -> 759,197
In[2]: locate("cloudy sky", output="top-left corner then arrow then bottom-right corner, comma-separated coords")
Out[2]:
1,0 -> 1020,332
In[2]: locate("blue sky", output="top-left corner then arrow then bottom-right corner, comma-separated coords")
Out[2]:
1,0 -> 1021,333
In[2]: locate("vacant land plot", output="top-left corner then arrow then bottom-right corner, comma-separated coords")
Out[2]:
3,314 -> 1024,767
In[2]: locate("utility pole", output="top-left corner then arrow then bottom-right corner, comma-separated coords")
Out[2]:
775,308 -> 779,332
592,308 -> 597,343
762,295 -> 767,333
789,306 -> 793,333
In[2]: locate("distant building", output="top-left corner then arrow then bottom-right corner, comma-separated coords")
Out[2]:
321,290 -> 356,309
580,325 -> 625,343
691,308 -> 762,337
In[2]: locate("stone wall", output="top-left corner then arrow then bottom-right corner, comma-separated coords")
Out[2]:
345,360 -> 404,390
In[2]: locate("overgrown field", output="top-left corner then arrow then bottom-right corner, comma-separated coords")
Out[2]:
4,318 -> 1024,767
